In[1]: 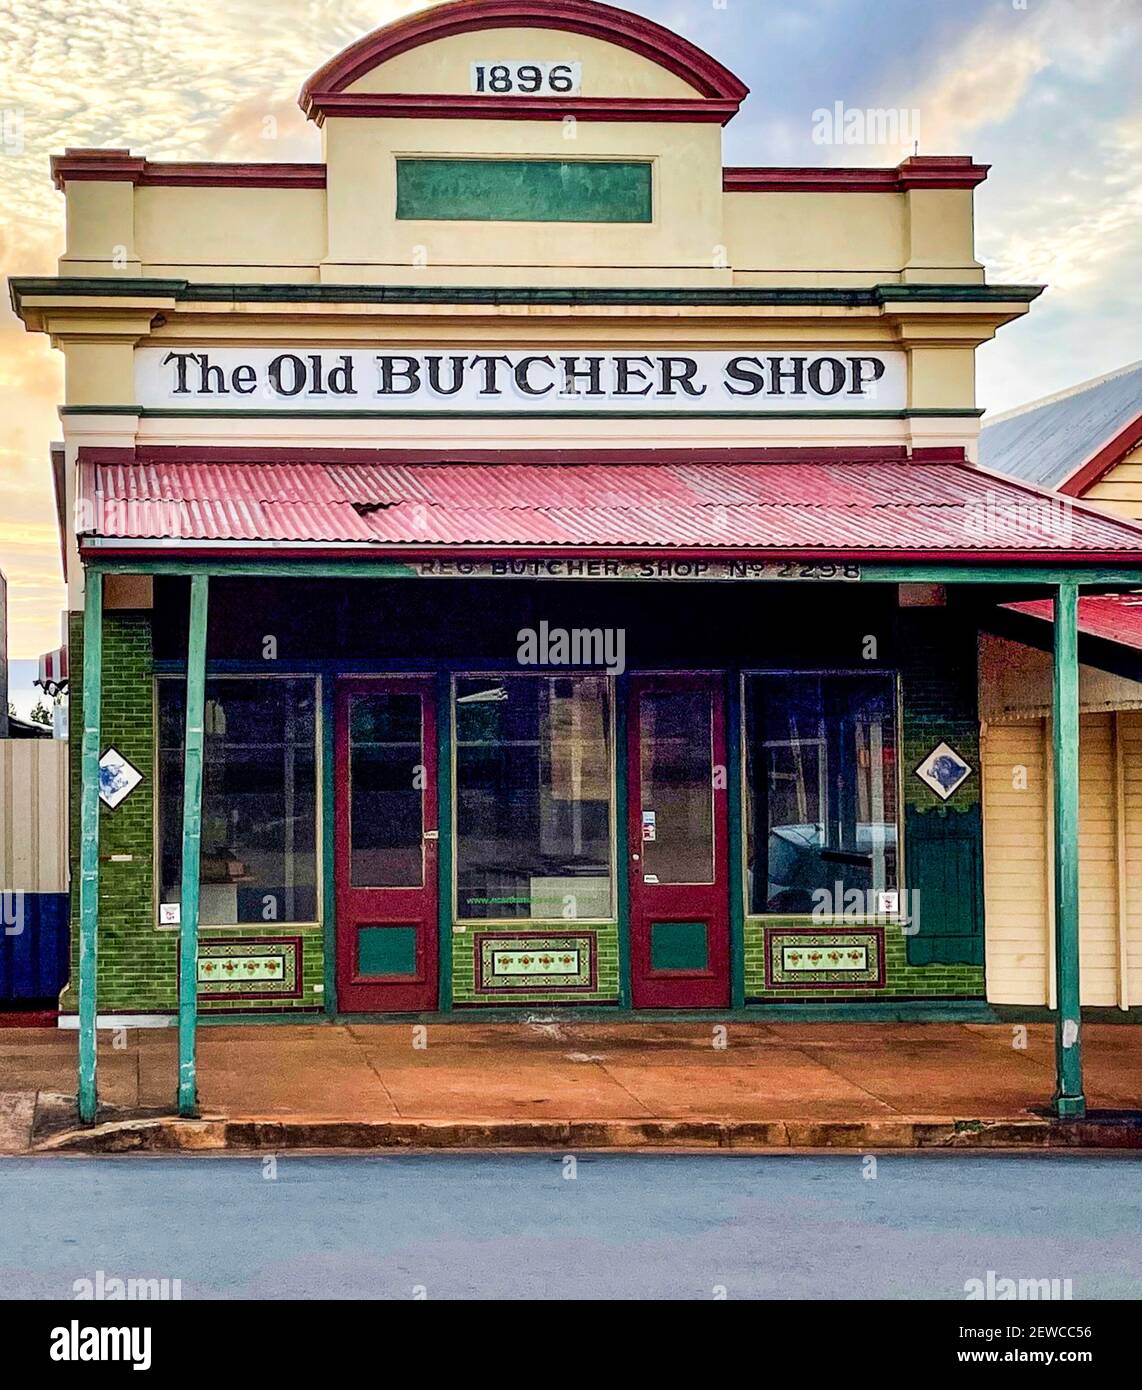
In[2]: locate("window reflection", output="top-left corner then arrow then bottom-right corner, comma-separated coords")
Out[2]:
159,678 -> 318,924
349,692 -> 424,888
455,676 -> 612,920
745,674 -> 898,915
639,690 -> 714,885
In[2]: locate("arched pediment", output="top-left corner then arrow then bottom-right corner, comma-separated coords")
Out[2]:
299,0 -> 748,125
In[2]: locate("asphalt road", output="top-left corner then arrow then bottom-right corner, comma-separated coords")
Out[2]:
1,1152 -> 1140,1300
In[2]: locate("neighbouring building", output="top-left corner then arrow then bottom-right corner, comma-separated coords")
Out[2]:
0,570 -> 70,1012
980,360 -> 1142,520
10,0 -> 1142,1119
977,363 -> 1142,1012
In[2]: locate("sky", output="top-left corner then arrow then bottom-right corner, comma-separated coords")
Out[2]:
0,0 -> 1139,657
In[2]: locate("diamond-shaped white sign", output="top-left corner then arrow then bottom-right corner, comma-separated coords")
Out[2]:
98,747 -> 143,809
914,741 -> 972,801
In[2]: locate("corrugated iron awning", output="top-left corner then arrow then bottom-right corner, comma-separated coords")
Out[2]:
1004,595 -> 1142,652
79,454 -> 1142,556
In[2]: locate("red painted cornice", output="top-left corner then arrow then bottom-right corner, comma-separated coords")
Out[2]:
304,92 -> 741,125
51,150 -> 327,190
298,0 -> 748,124
724,156 -> 989,194
1059,409 -> 1142,498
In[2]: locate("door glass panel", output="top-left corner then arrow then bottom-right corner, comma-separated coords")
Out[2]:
639,690 -> 714,885
349,692 -> 424,888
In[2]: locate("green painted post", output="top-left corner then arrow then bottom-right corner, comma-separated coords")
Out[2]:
321,677 -> 337,1017
1052,582 -> 1085,1118
77,573 -> 103,1124
726,672 -> 746,1010
436,671 -> 453,1012
177,575 -> 209,1116
615,675 -> 631,1009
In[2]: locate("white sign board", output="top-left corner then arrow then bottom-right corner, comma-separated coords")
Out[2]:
135,348 -> 907,414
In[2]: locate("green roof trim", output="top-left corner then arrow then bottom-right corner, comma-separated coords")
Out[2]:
10,276 -> 1046,312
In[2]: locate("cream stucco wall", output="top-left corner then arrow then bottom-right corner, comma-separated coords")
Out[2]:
135,187 -> 327,280
320,116 -> 726,281
903,188 -> 983,283
60,179 -> 140,276
724,191 -> 906,283
57,174 -> 988,287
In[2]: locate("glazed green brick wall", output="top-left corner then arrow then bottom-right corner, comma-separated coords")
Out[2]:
743,605 -> 985,1002
64,609 -> 324,1014
452,924 -> 621,1006
744,921 -> 984,1000
64,610 -> 169,1011
898,604 -> 984,977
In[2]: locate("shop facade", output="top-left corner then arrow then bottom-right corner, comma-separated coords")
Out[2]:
13,0 -> 1142,1120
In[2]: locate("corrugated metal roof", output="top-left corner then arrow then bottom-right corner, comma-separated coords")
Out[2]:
81,455 -> 1142,554
1004,594 -> 1142,652
979,361 -> 1142,488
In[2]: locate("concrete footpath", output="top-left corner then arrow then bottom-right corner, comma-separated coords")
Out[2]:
1,1019 -> 1140,1154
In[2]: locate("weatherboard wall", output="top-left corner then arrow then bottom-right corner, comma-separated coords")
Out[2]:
1083,443 -> 1142,521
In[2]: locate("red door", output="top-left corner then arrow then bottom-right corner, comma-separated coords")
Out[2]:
335,677 -> 438,1012
628,674 -> 730,1009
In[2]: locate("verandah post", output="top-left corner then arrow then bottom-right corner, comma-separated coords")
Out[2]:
178,574 -> 210,1117
77,570 -> 104,1124
1052,581 -> 1085,1118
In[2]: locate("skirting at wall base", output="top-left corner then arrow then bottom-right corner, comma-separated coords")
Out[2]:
58,1014 -> 175,1029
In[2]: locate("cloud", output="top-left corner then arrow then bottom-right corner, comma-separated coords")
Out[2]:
0,1 -> 435,655
886,0 -> 1142,412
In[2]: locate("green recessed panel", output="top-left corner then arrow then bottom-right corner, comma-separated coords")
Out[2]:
358,926 -> 418,977
396,158 -> 652,223
650,921 -> 708,973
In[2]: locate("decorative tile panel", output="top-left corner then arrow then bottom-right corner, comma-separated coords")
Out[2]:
195,936 -> 303,1000
764,927 -> 886,989
474,933 -> 596,993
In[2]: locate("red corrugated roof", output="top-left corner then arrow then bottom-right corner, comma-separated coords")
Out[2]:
79,455 -> 1142,555
1004,595 -> 1142,652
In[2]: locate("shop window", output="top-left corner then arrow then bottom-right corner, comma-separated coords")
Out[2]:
744,674 -> 898,916
158,677 -> 319,925
455,675 -> 613,920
